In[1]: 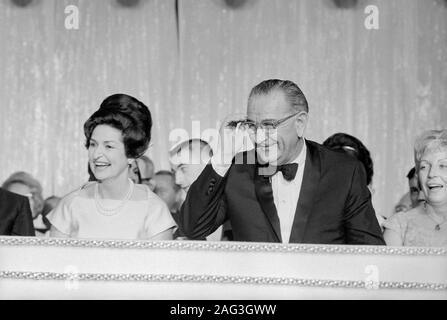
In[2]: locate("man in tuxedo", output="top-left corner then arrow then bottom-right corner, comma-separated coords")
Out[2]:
0,187 -> 35,236
180,79 -> 385,245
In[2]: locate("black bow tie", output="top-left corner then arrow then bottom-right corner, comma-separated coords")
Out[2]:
258,163 -> 298,182
277,163 -> 299,181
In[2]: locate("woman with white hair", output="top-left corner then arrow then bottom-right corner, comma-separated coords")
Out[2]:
384,129 -> 447,246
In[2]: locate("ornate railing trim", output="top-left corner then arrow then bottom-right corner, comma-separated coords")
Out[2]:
0,237 -> 445,256
0,270 -> 446,291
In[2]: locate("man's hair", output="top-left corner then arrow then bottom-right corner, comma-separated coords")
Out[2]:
155,170 -> 180,191
414,129 -> 447,171
248,79 -> 308,113
187,139 -> 213,156
406,167 -> 416,180
170,138 -> 213,163
323,133 -> 374,186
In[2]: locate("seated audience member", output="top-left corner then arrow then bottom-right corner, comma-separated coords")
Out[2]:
0,187 -> 35,236
394,167 -> 425,213
41,196 -> 61,235
384,130 -> 447,246
394,192 -> 412,214
323,132 -> 386,229
2,171 -> 46,236
48,93 -> 176,240
407,167 -> 425,208
153,170 -> 182,217
153,170 -> 184,238
180,79 -> 384,244
129,155 -> 155,191
170,139 -> 213,192
170,138 -> 232,241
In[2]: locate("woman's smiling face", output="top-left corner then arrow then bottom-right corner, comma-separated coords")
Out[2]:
419,149 -> 447,207
88,124 -> 130,182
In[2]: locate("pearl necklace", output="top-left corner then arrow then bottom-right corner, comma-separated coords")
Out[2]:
94,179 -> 134,216
424,202 -> 447,231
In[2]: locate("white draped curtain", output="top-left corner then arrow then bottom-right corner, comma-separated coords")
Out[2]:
0,0 -> 446,217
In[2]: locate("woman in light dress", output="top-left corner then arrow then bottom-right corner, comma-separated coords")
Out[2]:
48,94 -> 176,240
384,130 -> 447,247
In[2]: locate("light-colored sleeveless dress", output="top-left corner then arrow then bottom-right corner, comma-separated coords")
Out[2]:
47,182 -> 176,240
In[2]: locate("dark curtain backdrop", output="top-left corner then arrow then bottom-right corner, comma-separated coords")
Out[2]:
0,0 -> 446,217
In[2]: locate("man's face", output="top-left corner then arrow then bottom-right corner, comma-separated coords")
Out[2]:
174,163 -> 206,192
170,142 -> 210,192
153,174 -> 179,212
408,174 -> 421,208
247,90 -> 307,165
129,158 -> 155,190
137,158 -> 154,184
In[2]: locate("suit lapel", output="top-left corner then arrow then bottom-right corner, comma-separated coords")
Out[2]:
253,165 -> 282,242
289,140 -> 321,243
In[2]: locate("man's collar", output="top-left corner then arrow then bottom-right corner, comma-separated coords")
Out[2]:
290,138 -> 307,166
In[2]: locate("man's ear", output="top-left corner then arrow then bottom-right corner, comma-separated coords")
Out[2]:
294,111 -> 309,137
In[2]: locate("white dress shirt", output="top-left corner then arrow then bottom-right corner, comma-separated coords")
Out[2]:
211,140 -> 307,243
271,141 -> 306,243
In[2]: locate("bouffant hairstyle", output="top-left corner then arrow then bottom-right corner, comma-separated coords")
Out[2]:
323,133 -> 374,186
84,94 -> 152,159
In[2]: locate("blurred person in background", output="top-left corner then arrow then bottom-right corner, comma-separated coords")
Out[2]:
170,138 -> 232,241
0,187 -> 34,236
2,171 -> 46,236
129,155 -> 155,191
153,170 -> 182,217
170,139 -> 213,193
323,132 -> 386,230
384,130 -> 447,246
153,170 -> 183,238
394,192 -> 412,214
394,167 -> 425,213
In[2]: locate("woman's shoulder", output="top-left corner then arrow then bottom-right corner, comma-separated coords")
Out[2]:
388,205 -> 425,223
78,181 -> 96,198
58,182 -> 95,207
133,184 -> 166,207
402,205 -> 426,219
131,185 -> 171,219
133,185 -> 176,236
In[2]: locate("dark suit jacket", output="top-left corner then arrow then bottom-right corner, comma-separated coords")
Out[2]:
0,188 -> 35,236
180,140 -> 385,245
